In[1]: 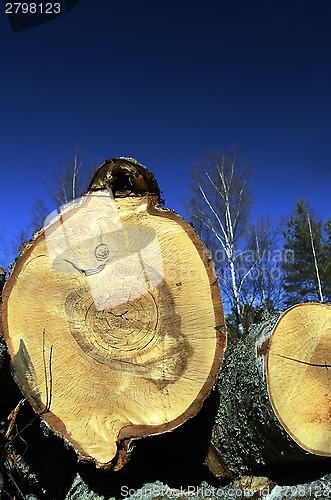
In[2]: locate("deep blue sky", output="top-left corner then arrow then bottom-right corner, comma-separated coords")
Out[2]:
1,0 -> 331,253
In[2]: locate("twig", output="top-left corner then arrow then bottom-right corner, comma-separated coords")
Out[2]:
4,400 -> 25,440
41,328 -> 53,414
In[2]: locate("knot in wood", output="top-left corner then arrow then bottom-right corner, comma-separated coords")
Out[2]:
94,243 -> 110,261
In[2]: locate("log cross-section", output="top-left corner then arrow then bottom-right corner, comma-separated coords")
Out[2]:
267,302 -> 331,456
1,158 -> 226,468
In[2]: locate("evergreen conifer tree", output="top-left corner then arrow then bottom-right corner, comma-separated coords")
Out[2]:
282,197 -> 325,306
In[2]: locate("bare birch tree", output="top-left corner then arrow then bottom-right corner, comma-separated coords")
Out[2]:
307,208 -> 324,302
43,149 -> 88,207
184,149 -> 253,337
0,230 -> 10,270
241,215 -> 286,312
10,150 -> 93,257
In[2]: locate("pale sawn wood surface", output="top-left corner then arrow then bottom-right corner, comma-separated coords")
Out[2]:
2,186 -> 226,467
267,302 -> 331,456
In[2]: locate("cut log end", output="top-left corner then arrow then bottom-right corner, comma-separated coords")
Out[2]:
211,304 -> 331,478
267,302 -> 331,457
1,158 -> 226,468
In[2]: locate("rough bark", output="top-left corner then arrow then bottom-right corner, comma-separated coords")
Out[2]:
1,157 -> 226,470
211,304 -> 331,477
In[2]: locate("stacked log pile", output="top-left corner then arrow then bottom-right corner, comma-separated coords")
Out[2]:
0,158 -> 330,499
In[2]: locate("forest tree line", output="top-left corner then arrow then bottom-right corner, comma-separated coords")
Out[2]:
183,149 -> 331,337
1,149 -> 330,339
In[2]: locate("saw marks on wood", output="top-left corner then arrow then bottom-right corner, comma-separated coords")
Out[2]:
267,302 -> 331,456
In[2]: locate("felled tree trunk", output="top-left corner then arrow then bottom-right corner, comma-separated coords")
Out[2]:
1,157 -> 226,470
209,303 -> 331,478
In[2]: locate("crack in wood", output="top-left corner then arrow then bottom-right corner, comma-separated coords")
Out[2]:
64,258 -> 106,276
108,310 -> 129,319
272,353 -> 331,368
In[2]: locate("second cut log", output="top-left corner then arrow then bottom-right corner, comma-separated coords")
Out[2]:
210,303 -> 331,477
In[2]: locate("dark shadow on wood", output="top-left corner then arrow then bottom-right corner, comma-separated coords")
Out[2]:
75,389 -> 221,498
0,355 -> 221,500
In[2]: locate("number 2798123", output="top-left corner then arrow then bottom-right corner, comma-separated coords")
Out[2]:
5,3 -> 62,14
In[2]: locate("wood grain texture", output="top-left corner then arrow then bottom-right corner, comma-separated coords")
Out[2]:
1,158 -> 226,468
267,302 -> 331,456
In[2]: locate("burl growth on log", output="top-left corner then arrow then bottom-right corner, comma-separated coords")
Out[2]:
1,158 -> 226,468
